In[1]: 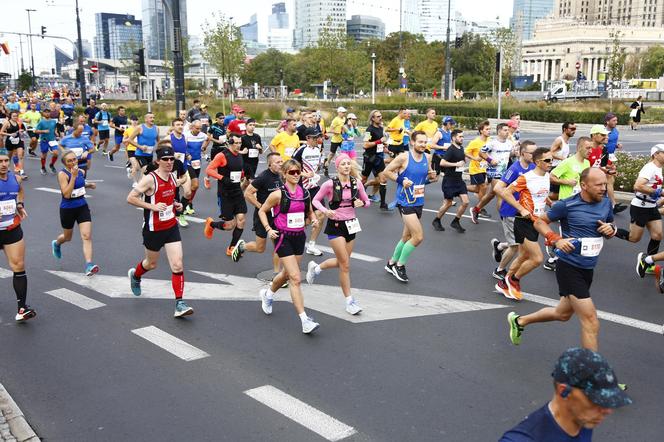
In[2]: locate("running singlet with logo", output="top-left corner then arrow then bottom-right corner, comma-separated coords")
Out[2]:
292,145 -> 322,189
499,162 -> 536,217
185,131 -> 207,170
170,133 -> 188,164
273,185 -> 308,233
143,172 -> 178,231
631,162 -> 663,208
482,138 -> 513,178
136,124 -> 158,157
396,151 -> 429,208
0,173 -> 20,231
435,128 -> 451,154
511,170 -> 550,218
60,169 -> 87,209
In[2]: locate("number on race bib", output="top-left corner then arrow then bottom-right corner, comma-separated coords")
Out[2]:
48,140 -> 58,147
413,184 -> 425,198
533,202 -> 546,216
376,144 -> 384,153
174,152 -> 185,162
70,187 -> 86,198
159,205 -> 174,221
248,148 -> 259,158
230,171 -> 242,183
9,137 -> 19,145
345,218 -> 362,234
190,159 -> 201,169
580,237 -> 603,257
0,200 -> 16,216
287,212 -> 305,228
141,145 -> 154,154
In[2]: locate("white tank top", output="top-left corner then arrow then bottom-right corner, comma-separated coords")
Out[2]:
553,136 -> 570,166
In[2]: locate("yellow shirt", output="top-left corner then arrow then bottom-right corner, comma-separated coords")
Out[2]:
330,116 -> 345,143
270,131 -> 300,160
387,116 -> 405,144
465,136 -> 490,175
124,126 -> 137,151
414,120 -> 438,139
21,110 -> 41,129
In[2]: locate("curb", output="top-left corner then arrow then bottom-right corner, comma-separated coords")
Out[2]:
0,383 -> 39,442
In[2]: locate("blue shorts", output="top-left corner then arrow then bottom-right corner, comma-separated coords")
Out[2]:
39,140 -> 58,153
114,134 -> 124,146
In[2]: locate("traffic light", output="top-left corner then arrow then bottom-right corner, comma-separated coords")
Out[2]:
495,51 -> 501,72
41,26 -> 47,39
454,37 -> 462,48
133,48 -> 145,76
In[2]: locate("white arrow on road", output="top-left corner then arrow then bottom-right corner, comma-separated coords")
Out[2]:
47,270 -> 506,323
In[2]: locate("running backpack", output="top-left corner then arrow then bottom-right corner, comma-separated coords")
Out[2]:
278,184 -> 311,215
329,177 -> 358,210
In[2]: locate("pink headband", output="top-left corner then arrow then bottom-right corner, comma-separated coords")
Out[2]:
335,153 -> 351,169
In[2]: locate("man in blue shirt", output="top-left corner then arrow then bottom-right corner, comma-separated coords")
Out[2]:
603,112 -> 626,213
34,110 -> 59,175
507,168 -> 616,351
94,103 -> 112,155
59,123 -> 95,174
500,347 -> 631,442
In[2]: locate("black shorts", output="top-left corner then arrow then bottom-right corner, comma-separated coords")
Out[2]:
5,140 -> 23,150
64,116 -> 73,127
27,130 -> 37,140
220,195 -> 247,221
243,160 -> 258,179
142,225 -> 181,252
514,216 -> 538,243
470,173 -> 487,186
60,204 -> 91,229
136,155 -> 153,169
388,144 -> 405,157
98,130 -> 110,140
127,150 -> 136,158
0,225 -> 23,249
324,218 -> 357,243
273,231 -> 306,258
330,142 -> 341,154
442,177 -> 467,200
398,205 -> 423,219
361,153 -> 385,178
556,259 -> 593,299
630,205 -> 661,228
253,210 -> 274,239
550,182 -> 561,194
187,166 -> 201,179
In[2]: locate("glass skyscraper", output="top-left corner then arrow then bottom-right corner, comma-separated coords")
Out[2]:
511,0 -> 555,41
141,0 -> 188,61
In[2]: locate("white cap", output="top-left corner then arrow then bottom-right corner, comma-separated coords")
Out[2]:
337,106 -> 347,113
651,144 -> 664,156
347,113 -> 357,119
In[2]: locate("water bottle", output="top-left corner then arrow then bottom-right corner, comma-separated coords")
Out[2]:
555,239 -> 580,257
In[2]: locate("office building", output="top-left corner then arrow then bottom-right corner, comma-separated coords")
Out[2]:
240,14 -> 259,43
141,0 -> 188,60
555,0 -> 664,27
418,0 -> 456,43
74,39 -> 92,60
346,15 -> 385,42
294,0 -> 347,49
510,0 -> 554,41
54,46 -> 73,74
268,2 -> 293,51
94,13 -> 143,60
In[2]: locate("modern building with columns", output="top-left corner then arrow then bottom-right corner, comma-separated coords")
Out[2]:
521,18 -> 664,82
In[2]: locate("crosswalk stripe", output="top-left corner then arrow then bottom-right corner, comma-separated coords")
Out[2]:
316,245 -> 381,262
45,288 -> 106,310
245,385 -> 357,441
131,325 -> 210,361
35,187 -> 92,198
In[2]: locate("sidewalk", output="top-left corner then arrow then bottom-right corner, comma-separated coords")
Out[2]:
0,383 -> 39,442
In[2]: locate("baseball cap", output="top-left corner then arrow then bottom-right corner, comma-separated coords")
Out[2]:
650,144 -> 664,156
443,116 -> 456,125
129,114 -> 138,121
348,113 -> 357,119
304,126 -> 321,138
506,120 -> 519,129
604,112 -> 617,122
215,112 -> 224,118
552,347 -> 632,408
337,106 -> 347,113
156,147 -> 175,159
286,107 -> 295,113
0,148 -> 9,157
590,125 -> 609,135
200,104 -> 207,109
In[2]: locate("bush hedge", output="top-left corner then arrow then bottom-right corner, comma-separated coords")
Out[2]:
615,152 -> 649,193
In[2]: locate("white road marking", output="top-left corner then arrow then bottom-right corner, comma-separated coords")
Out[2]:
316,245 -> 381,262
131,326 -> 209,361
35,187 -> 91,198
104,165 -> 127,169
45,288 -> 106,310
85,179 -> 104,183
422,207 -> 498,223
133,207 -> 205,223
245,385 -> 357,441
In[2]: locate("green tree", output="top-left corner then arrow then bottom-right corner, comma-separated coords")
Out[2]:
17,71 -> 33,92
607,30 -> 627,83
640,45 -> 664,78
451,33 -> 495,81
241,49 -> 295,86
202,12 -> 246,99
491,27 -> 518,86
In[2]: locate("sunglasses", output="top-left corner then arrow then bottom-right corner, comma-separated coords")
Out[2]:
539,158 -> 553,163
286,169 -> 301,176
160,157 -> 175,162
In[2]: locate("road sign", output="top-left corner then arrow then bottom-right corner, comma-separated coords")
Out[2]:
575,61 -> 581,69
90,65 -> 98,73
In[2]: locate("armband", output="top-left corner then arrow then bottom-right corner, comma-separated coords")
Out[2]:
544,231 -> 562,246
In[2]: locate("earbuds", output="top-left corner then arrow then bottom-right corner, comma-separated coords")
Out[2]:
561,385 -> 572,398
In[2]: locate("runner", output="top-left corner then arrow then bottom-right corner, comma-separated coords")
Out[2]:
0,148 -> 33,322
549,122 -> 576,201
430,116 -> 455,176
604,113 -> 627,213
0,112 -> 27,178
108,105 -> 128,161
182,120 -> 208,215
61,97 -> 75,129
59,123 -> 95,175
163,119 -> 190,227
20,101 -> 41,158
122,115 -> 140,185
490,141 -> 536,281
383,130 -> 438,282
34,110 -> 59,175
240,118 -> 262,186
361,110 -> 388,209
126,113 -> 160,180
126,147 -> 194,318
470,122 -> 513,223
324,106 -> 347,176
385,108 -> 408,162
269,118 -> 299,160
84,99 -> 100,147
495,147 -> 552,300
587,125 -> 625,214
226,106 -> 247,135
194,104 -> 212,134
431,129 -> 469,233
93,103 -> 112,155
203,132 -> 248,259
306,153 -> 369,315
257,159 -> 320,333
208,112 -> 228,160
465,120 -> 491,218
339,113 -> 361,160
507,168 -> 616,351
186,99 -> 201,122
51,150 -> 99,275
413,108 -> 438,145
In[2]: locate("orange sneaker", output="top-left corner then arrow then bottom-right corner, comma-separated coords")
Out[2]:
226,246 -> 234,256
204,217 -> 215,239
495,280 -> 514,300
203,176 -> 211,190
505,275 -> 523,300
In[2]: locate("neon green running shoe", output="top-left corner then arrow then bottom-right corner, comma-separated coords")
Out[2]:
508,311 -> 524,345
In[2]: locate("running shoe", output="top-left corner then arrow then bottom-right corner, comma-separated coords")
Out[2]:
492,268 -> 507,281
128,268 -> 141,296
232,239 -> 245,262
613,203 -> 628,214
203,177 -> 211,189
15,305 -> 36,322
491,238 -> 503,263
184,205 -> 195,215
470,206 -> 480,224
368,194 -> 380,203
28,150 -> 37,157
49,164 -> 56,174
450,219 -> 466,233
345,300 -> 363,315
40,168 -> 47,175
432,217 -> 445,231
387,200 -> 398,211
380,203 -> 389,211
226,246 -> 234,257
259,288 -> 273,315
301,316 -> 320,334
495,280 -> 513,299
204,217 -> 215,239
305,242 -> 323,256
505,275 -> 523,300
478,208 -> 492,218
545,244 -> 556,260
51,240 -> 62,259
178,214 -> 189,227
384,261 -> 396,276
85,262 -> 99,276
174,300 -> 194,317
126,165 -> 132,178
636,252 -> 648,278
393,265 -> 409,283
109,152 -> 114,161
655,265 -> 664,294
306,261 -> 318,284
543,258 -> 557,272
507,312 -> 523,345
645,264 -> 656,275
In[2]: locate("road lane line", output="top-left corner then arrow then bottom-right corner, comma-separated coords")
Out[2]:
104,165 -> 127,169
131,326 -> 210,361
244,385 -> 357,441
133,207 -> 205,223
45,288 -> 106,310
422,207 -> 498,223
35,187 -> 92,198
316,245 -> 381,262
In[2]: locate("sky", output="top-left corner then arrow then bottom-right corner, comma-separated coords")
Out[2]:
0,0 -> 513,76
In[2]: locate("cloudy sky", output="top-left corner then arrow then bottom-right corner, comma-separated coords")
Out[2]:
0,0 -> 512,75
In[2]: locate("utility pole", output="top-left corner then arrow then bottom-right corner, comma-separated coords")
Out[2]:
497,46 -> 503,119
18,35 -> 24,73
444,0 -> 451,100
25,9 -> 36,89
165,0 -> 186,113
75,0 -> 87,106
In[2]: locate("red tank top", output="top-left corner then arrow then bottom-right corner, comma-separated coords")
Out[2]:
143,171 -> 177,231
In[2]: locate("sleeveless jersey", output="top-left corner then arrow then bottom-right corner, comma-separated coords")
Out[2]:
553,136 -> 570,167
170,132 -> 187,164
143,171 -> 178,231
5,121 -> 24,148
273,185 -> 308,233
0,173 -> 21,230
60,169 -> 87,209
136,124 -> 158,157
185,130 -> 207,169
435,128 -> 451,153
218,150 -> 244,197
396,151 -> 429,207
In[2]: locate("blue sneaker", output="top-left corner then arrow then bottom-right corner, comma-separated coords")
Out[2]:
369,194 -> 380,203
128,268 -> 141,296
387,200 -> 398,211
52,240 -> 61,259
85,262 -> 99,276
174,300 -> 194,317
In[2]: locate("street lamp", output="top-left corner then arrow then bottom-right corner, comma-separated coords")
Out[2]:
25,8 -> 36,89
371,52 -> 376,104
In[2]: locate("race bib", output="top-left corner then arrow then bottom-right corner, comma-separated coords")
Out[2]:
48,140 -> 58,147
230,171 -> 242,183
608,153 -> 618,163
9,136 -> 19,145
479,161 -> 488,169
0,200 -> 16,216
413,184 -> 425,198
533,201 -> 546,216
376,144 -> 384,153
442,143 -> 451,149
159,204 -> 174,221
580,237 -> 603,257
248,148 -> 259,158
455,164 -> 465,172
284,147 -> 295,158
70,147 -> 84,158
174,152 -> 185,162
238,123 -> 246,132
190,159 -> 201,169
345,218 -> 362,234
119,125 -> 128,130
141,144 -> 155,154
70,187 -> 86,198
287,212 -> 305,228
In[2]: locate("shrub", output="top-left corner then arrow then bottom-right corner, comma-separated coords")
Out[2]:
615,152 -> 649,192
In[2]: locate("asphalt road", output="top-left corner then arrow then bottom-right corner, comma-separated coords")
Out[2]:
1,126 -> 663,441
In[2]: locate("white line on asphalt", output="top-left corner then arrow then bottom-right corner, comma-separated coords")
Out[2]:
316,245 -> 381,262
35,187 -> 92,198
104,165 -> 127,169
422,207 -> 498,223
85,179 -> 104,182
133,207 -> 205,223
519,291 -> 664,335
45,288 -> 106,310
131,326 -> 210,361
244,385 -> 357,441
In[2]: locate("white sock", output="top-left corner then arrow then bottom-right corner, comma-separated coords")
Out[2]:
498,242 -> 508,251
645,256 -> 655,265
308,240 -> 315,247
345,296 -> 354,305
299,312 -> 308,322
314,264 -> 322,275
266,288 -> 275,299
496,267 -> 504,272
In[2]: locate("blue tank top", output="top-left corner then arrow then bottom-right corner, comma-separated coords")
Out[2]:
396,151 -> 429,207
435,128 -> 452,153
170,133 -> 187,154
0,173 -> 20,230
60,169 -> 87,209
136,124 -> 158,157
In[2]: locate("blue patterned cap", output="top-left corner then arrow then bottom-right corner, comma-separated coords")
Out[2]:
0,148 -> 9,157
443,116 -> 456,125
552,347 -> 632,408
